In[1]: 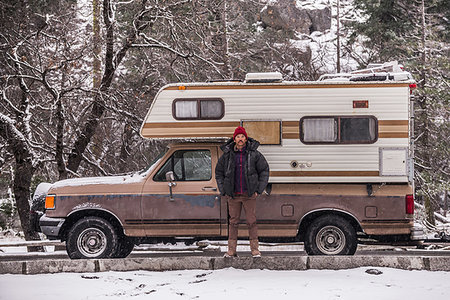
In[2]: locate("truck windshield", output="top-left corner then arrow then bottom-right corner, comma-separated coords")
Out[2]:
138,148 -> 168,175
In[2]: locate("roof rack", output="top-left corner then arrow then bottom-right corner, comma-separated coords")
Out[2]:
318,61 -> 413,82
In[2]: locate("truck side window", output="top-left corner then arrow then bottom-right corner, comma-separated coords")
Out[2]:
153,150 -> 212,181
300,116 -> 377,144
173,98 -> 224,120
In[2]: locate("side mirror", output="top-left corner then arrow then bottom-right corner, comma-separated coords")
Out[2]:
165,171 -> 175,182
165,171 -> 176,201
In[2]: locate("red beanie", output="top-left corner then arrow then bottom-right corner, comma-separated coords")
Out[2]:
233,126 -> 248,139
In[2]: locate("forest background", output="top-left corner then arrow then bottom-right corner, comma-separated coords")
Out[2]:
0,0 -> 448,243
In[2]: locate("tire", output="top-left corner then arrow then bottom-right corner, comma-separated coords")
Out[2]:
113,236 -> 135,258
66,217 -> 119,259
304,215 -> 357,256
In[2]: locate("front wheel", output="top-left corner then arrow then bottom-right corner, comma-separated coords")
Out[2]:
113,236 -> 135,258
66,217 -> 118,259
304,215 -> 357,255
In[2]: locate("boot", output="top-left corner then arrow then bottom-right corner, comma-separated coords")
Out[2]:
250,239 -> 261,257
224,239 -> 238,257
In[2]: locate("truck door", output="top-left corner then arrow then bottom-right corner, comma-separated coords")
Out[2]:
141,147 -> 221,237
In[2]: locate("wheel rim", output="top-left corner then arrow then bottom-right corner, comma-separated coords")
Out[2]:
77,228 -> 107,258
315,225 -> 346,255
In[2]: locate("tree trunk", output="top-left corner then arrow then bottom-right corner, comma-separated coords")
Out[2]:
56,39 -> 70,180
210,0 -> 231,78
336,0 -> 341,73
418,0 -> 435,225
93,0 -> 102,90
118,122 -> 134,173
444,191 -> 448,213
0,114 -> 42,251
55,93 -> 68,180
13,157 -> 43,251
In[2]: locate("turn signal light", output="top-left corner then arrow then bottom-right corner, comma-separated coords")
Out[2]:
406,194 -> 414,215
45,195 -> 56,209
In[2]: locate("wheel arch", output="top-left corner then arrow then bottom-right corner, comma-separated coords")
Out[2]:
60,208 -> 124,241
297,209 -> 363,241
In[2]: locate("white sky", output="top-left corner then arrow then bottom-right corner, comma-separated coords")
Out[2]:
1,267 -> 450,300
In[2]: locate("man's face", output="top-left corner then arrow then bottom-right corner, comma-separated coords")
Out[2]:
234,134 -> 247,148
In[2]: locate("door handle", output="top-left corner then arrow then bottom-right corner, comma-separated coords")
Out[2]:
202,187 -> 217,191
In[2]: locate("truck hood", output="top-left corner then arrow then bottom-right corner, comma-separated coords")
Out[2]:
48,173 -> 147,196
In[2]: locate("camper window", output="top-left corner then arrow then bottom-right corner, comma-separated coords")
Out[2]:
340,117 -> 377,143
174,100 -> 197,118
173,98 -> 224,120
302,118 -> 337,142
300,116 -> 377,144
153,149 -> 212,182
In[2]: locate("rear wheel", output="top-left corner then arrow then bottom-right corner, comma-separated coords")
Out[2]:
67,217 -> 118,259
304,215 -> 357,255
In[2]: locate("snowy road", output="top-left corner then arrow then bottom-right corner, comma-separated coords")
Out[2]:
1,267 -> 450,300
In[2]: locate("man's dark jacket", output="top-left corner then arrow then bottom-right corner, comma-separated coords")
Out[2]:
215,137 -> 270,197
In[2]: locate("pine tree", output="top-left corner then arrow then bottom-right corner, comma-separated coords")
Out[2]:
349,0 -> 415,60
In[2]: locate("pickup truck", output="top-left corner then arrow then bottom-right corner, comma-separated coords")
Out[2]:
36,142 -> 418,259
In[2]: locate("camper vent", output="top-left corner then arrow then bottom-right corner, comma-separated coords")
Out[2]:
245,72 -> 283,83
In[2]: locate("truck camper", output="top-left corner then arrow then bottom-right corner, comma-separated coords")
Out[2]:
37,62 -> 423,259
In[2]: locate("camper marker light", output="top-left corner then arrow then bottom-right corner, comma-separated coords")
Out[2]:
405,194 -> 414,215
178,85 -> 186,90
45,195 -> 56,209
409,83 -> 417,94
353,100 -> 369,108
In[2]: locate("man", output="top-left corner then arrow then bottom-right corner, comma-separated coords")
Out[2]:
215,126 -> 270,257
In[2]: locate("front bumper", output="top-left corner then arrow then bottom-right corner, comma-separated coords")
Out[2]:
39,214 -> 66,238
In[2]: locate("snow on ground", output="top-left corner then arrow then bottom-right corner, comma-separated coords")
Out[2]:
1,235 -> 450,299
1,267 -> 450,300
